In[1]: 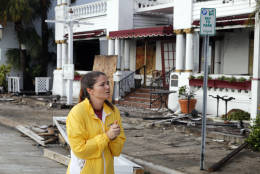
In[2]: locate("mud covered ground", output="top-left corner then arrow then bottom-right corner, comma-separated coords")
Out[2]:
0,94 -> 260,174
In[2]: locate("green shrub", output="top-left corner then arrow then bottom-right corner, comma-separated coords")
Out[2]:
246,114 -> 260,152
0,64 -> 12,91
189,75 -> 195,80
238,77 -> 247,82
227,110 -> 250,121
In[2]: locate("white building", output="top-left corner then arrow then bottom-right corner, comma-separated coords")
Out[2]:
52,0 -> 259,119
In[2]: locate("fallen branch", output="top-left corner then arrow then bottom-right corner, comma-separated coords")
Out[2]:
208,142 -> 248,172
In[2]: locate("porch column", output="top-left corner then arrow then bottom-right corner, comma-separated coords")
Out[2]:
120,40 -> 125,71
214,40 -> 221,74
61,0 -> 67,5
184,29 -> 193,73
56,41 -> 62,69
251,13 -> 260,120
57,0 -> 61,5
115,39 -> 121,70
108,39 -> 115,55
124,40 -> 130,71
114,38 -> 122,103
174,30 -> 185,72
61,40 -> 67,97
61,40 -> 68,67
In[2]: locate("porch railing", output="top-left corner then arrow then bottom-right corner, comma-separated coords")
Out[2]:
119,66 -> 146,97
135,0 -> 174,10
193,0 -> 256,20
149,67 -> 175,90
70,1 -> 107,19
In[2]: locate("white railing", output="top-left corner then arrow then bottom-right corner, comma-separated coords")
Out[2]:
7,77 -> 22,93
70,1 -> 107,19
193,0 -> 256,20
135,0 -> 174,10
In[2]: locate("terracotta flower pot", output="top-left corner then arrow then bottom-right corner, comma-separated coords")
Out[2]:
179,98 -> 197,114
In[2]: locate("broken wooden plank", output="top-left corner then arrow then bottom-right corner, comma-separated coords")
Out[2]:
208,142 -> 248,172
43,148 -> 70,166
53,117 -> 68,144
16,125 -> 46,146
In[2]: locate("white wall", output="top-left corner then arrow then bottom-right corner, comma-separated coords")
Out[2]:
223,30 -> 249,74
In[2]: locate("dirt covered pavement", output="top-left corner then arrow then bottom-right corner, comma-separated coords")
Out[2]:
0,94 -> 260,174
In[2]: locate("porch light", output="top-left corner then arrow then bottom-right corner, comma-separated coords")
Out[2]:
0,24 -> 3,40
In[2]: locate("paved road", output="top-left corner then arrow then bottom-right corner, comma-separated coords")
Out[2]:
0,124 -> 66,174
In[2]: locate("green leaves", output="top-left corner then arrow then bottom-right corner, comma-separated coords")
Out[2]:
246,115 -> 260,152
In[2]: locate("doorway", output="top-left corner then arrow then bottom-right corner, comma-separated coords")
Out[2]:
74,39 -> 100,71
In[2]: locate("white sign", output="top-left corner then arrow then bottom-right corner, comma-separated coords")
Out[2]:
63,64 -> 74,80
200,8 -> 216,36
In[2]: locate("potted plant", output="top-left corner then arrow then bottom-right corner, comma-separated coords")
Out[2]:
178,85 -> 197,114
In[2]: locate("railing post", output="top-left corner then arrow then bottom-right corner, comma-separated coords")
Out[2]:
144,66 -> 146,87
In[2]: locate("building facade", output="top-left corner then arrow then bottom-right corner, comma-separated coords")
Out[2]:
52,0 -> 259,119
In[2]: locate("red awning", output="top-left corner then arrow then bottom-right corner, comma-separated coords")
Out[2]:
109,26 -> 174,39
64,29 -> 105,39
192,14 -> 255,27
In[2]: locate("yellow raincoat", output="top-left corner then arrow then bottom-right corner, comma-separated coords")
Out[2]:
66,99 -> 126,174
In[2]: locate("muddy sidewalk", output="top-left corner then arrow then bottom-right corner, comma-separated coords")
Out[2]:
0,94 -> 260,174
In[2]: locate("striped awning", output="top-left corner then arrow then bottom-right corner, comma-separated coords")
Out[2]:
109,25 -> 174,39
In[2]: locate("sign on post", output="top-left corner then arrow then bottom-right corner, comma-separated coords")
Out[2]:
200,8 -> 216,36
199,8 -> 216,170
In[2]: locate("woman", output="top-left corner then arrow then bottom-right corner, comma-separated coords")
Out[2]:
66,71 -> 126,174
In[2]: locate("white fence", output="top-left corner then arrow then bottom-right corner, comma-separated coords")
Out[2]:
7,77 -> 22,93
135,0 -> 174,9
70,1 -> 107,19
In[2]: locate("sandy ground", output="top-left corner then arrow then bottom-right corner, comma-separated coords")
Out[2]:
0,94 -> 260,174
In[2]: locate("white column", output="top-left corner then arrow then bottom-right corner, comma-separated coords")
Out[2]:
61,41 -> 67,97
214,40 -> 221,74
57,0 -> 61,5
67,22 -> 74,105
251,13 -> 260,120
185,32 -> 193,72
62,0 -> 67,5
175,31 -> 185,72
108,39 -> 115,55
62,41 -> 68,67
115,39 -> 121,70
120,40 -> 125,71
124,40 -> 130,71
57,43 -> 62,69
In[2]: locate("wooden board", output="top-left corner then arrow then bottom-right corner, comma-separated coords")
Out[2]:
93,55 -> 117,101
43,148 -> 70,166
16,125 -> 46,146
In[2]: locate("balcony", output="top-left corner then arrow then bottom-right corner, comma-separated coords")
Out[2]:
135,0 -> 174,14
193,0 -> 256,20
70,1 -> 107,20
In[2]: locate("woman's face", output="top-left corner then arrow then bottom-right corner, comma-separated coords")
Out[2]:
87,75 -> 110,101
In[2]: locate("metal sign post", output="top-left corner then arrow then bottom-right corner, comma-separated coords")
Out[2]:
199,8 -> 216,170
46,8 -> 93,105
